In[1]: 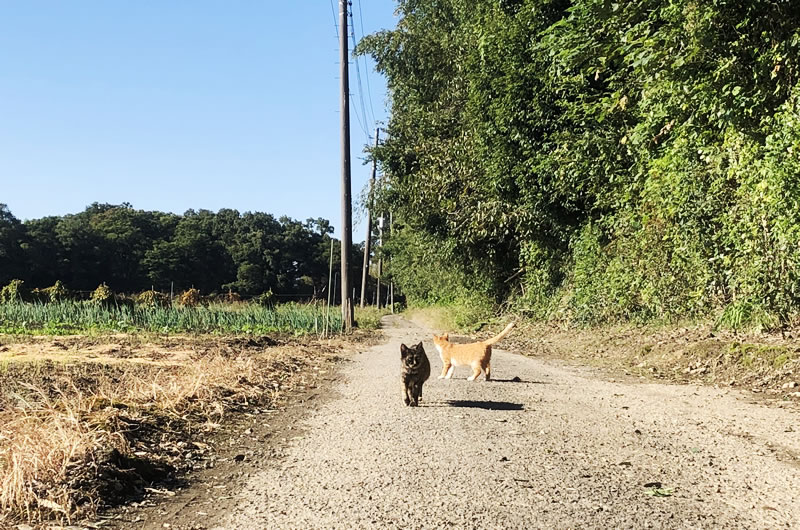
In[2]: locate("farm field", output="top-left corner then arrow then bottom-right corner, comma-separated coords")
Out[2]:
0,300 -> 342,336
0,303 -> 384,527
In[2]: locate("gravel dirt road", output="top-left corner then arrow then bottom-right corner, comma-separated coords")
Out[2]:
119,315 -> 800,529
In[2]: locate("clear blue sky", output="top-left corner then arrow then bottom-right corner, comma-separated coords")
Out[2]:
0,1 -> 396,237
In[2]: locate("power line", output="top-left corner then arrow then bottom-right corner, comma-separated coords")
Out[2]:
355,0 -> 377,126
328,0 -> 339,38
348,8 -> 369,135
350,87 -> 369,137
348,7 -> 372,138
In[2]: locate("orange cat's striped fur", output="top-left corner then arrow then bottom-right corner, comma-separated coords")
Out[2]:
433,322 -> 515,382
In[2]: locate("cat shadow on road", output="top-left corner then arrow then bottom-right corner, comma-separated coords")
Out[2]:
490,376 -> 549,384
437,376 -> 547,384
440,400 -> 524,411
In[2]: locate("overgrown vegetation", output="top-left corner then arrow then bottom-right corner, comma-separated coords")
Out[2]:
359,0 -> 800,329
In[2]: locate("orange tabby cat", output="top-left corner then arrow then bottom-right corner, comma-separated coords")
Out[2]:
433,322 -> 515,382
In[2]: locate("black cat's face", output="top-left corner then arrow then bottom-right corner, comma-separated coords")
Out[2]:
400,342 -> 426,368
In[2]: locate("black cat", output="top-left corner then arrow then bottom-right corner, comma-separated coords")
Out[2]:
400,342 -> 431,407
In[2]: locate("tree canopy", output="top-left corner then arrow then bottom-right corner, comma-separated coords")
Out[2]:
0,203 -> 343,299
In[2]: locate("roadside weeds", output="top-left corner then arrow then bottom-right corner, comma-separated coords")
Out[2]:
495,321 -> 800,404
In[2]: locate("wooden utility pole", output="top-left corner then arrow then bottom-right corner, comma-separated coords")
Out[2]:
389,211 -> 394,313
360,129 -> 380,308
376,215 -> 383,308
339,0 -> 354,330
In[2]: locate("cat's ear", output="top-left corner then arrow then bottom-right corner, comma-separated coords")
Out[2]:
400,343 -> 409,356
443,333 -> 449,340
415,342 -> 424,351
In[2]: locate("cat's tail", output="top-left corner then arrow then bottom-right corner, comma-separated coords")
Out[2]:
483,322 -> 516,345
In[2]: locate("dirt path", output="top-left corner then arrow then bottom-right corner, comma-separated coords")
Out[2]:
114,315 -> 800,529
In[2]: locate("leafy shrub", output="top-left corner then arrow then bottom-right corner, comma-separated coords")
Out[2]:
252,290 -> 275,307
359,0 -> 800,328
32,280 -> 71,303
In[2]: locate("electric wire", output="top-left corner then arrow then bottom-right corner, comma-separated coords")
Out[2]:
355,0 -> 377,126
328,0 -> 339,38
348,6 -> 372,138
349,7 -> 369,134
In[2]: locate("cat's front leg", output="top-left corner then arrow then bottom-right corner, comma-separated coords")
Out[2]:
438,361 -> 452,379
412,382 -> 422,406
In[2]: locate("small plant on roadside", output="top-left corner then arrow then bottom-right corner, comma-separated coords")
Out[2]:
716,299 -> 780,332
354,305 -> 390,330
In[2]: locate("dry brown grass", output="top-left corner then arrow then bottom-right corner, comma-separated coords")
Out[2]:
0,387 -> 124,523
0,334 -> 361,525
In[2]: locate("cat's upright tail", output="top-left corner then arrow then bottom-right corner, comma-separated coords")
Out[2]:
482,322 -> 516,345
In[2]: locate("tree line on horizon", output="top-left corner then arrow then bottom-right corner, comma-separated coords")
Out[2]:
0,202 -> 360,301
359,0 -> 800,328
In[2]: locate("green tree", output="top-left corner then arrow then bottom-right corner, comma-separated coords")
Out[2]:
0,204 -> 27,285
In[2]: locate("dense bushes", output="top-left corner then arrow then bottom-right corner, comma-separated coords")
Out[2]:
360,0 -> 800,328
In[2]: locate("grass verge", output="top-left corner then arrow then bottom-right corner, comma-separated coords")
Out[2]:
507,322 -> 800,399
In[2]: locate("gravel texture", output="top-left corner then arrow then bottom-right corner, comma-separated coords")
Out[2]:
199,315 -> 800,529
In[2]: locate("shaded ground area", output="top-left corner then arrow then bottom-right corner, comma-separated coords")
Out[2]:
110,315 -> 800,529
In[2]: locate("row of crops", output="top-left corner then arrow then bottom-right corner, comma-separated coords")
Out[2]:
0,300 -> 342,335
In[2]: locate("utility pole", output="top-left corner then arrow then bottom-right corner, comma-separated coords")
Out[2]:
339,0 -> 354,330
376,215 -> 383,308
389,211 -> 394,313
360,128 -> 380,308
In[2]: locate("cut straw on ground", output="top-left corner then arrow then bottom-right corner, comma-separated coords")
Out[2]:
0,332 -> 373,526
